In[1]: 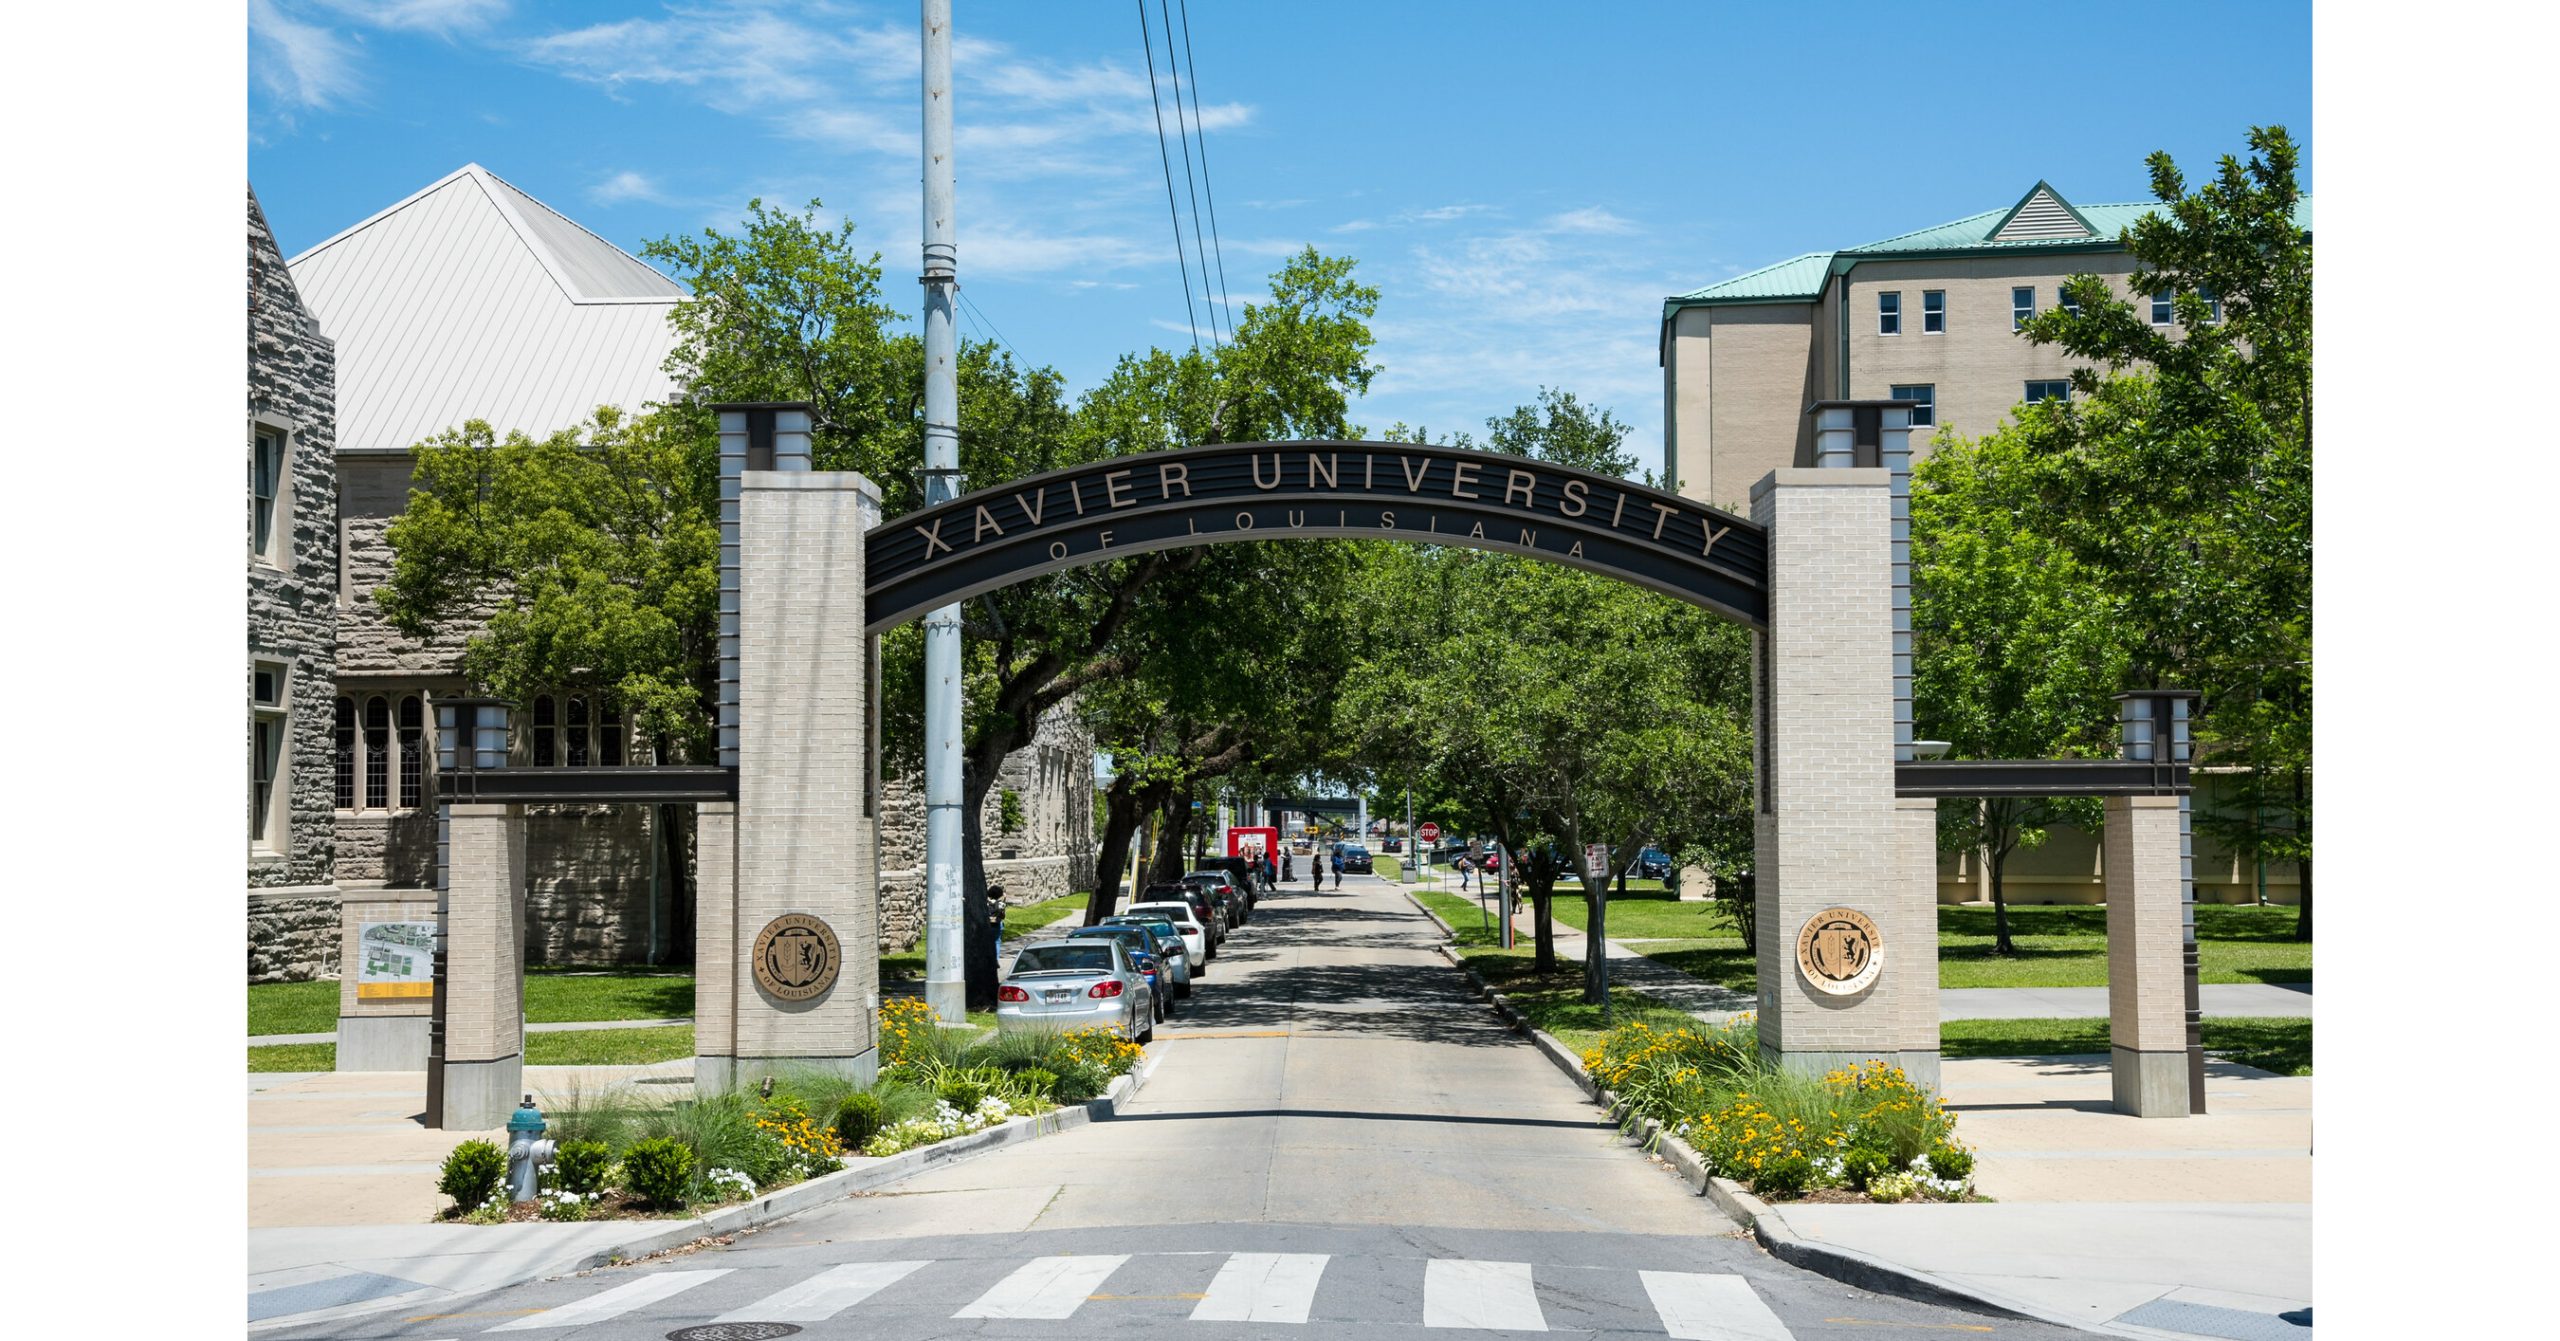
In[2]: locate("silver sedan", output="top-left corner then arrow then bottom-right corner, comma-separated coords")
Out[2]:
996,939 -> 1155,1043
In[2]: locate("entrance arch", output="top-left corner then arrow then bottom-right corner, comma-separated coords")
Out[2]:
863,441 -> 1768,635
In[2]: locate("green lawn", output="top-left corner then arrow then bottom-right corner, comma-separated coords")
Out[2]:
1457,946 -> 1703,1053
1537,893 -> 2309,992
248,1023 -> 701,1073
1941,1016 -> 2312,1076
248,969 -> 698,1036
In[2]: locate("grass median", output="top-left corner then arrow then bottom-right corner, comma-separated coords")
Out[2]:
250,1024 -> 701,1073
250,968 -> 697,1037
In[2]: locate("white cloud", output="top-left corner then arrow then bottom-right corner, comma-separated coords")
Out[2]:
590,170 -> 665,206
319,0 -> 508,34
250,0 -> 366,110
1544,206 -> 1638,235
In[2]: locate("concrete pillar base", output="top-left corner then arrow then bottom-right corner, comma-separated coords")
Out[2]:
336,1014 -> 429,1071
726,1050 -> 879,1096
2111,1045 -> 2191,1117
438,1053 -> 524,1131
695,1055 -> 737,1096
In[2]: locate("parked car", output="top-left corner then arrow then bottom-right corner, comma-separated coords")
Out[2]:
1150,880 -> 1227,944
1632,846 -> 1673,880
996,939 -> 1153,1043
1099,915 -> 1193,998
1125,891 -> 1213,969
1381,836 -> 1404,853
1184,868 -> 1248,929
1201,856 -> 1264,917
1065,926 -> 1175,1020
1332,842 -> 1373,874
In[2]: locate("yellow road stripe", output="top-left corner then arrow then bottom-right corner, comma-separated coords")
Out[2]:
1155,1029 -> 1292,1040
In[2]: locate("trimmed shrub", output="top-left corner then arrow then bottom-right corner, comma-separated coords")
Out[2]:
1842,1145 -> 1891,1192
437,1140 -> 506,1212
551,1140 -> 613,1197
1751,1151 -> 1815,1200
938,1079 -> 986,1114
1011,1068 -> 1059,1101
1927,1141 -> 1975,1183
623,1137 -> 696,1210
835,1092 -> 888,1153
1049,1060 -> 1109,1103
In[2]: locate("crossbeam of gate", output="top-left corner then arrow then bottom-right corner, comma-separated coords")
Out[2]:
863,441 -> 1768,634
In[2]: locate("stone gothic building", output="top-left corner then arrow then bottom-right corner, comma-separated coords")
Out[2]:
245,166 -> 1095,983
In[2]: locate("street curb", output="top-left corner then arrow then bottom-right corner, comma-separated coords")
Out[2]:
248,1054 -> 1156,1333
1416,909 -> 2063,1331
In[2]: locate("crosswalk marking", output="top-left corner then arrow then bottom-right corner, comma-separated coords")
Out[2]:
1639,1271 -> 1794,1341
1424,1259 -> 1547,1332
712,1260 -> 930,1323
1191,1252 -> 1331,1324
954,1254 -> 1131,1320
485,1269 -> 731,1331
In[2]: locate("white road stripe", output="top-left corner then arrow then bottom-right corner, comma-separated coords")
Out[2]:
952,1254 -> 1130,1319
485,1269 -> 731,1330
713,1260 -> 930,1323
1424,1259 -> 1547,1331
1191,1252 -> 1331,1323
1639,1271 -> 1794,1341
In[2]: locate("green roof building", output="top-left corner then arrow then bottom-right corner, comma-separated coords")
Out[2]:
1659,182 -> 2312,511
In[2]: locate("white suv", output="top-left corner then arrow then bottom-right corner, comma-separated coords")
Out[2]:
1123,900 -> 1211,973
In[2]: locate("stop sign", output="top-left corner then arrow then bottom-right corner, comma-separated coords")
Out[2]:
1418,822 -> 1441,843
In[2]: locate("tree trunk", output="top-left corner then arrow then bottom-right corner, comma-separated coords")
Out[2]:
1087,773 -> 1143,925
962,797 -> 996,1010
1148,787 -> 1191,885
1583,880 -> 1610,1006
1531,880 -> 1556,973
1989,844 -> 2016,956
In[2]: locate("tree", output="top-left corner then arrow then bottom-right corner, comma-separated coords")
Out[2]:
1911,431 -> 2128,953
378,406 -> 717,959
2016,125 -> 2313,938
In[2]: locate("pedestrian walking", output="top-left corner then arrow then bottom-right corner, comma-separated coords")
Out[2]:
1282,849 -> 1294,883
1331,848 -> 1345,888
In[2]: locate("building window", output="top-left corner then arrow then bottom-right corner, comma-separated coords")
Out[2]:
250,426 -> 285,563
2059,284 -> 2081,316
364,695 -> 391,809
2024,380 -> 2072,404
2201,285 -> 2222,323
531,693 -> 625,767
1891,384 -> 1936,428
2012,287 -> 2036,331
2151,290 -> 2174,324
1922,290 -> 1944,334
251,659 -> 289,853
398,695 -> 425,809
1877,291 -> 1901,335
334,696 -> 356,809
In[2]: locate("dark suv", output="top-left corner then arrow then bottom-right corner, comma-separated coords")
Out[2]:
1332,842 -> 1373,874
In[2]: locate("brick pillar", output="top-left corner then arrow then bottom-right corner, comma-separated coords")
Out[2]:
694,801 -> 738,1092
2104,794 -> 2191,1116
1891,796 -> 1942,1089
726,471 -> 881,1091
1749,459 -> 1909,1076
437,802 -> 525,1130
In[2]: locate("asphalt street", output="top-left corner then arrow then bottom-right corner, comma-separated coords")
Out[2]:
266,873 -> 2088,1340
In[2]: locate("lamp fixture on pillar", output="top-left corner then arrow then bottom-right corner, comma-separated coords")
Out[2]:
2113,688 -> 2206,1115
425,694 -> 510,1128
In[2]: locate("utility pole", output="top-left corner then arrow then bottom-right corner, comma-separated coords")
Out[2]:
920,0 -> 966,1023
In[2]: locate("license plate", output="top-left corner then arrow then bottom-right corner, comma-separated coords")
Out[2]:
1042,989 -> 1073,1003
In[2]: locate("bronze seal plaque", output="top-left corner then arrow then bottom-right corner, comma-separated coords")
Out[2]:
1795,907 -> 1883,996
751,913 -> 842,1002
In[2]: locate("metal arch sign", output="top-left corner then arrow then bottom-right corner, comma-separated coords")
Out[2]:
863,441 -> 1767,634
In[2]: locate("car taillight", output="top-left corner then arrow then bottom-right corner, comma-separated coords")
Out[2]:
1088,980 -> 1125,998
998,985 -> 1029,1002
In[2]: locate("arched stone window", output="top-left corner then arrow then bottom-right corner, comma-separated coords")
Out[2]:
532,695 -> 557,766
397,695 -> 425,809
363,695 -> 391,809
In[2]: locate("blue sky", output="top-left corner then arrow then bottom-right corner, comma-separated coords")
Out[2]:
248,0 -> 2311,463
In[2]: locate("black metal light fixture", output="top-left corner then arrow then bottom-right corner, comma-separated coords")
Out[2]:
2111,688 -> 2196,765
433,696 -> 514,788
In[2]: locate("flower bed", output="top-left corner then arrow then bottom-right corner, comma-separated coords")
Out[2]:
1581,1014 -> 1978,1203
432,1000 -> 1148,1223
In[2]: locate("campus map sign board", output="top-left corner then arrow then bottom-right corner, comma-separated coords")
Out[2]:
355,921 -> 434,1001
866,441 -> 1768,636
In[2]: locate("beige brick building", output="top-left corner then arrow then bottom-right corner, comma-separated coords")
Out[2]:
1663,182 -> 2311,906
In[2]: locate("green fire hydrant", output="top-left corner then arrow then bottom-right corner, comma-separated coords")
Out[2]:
506,1095 -> 556,1204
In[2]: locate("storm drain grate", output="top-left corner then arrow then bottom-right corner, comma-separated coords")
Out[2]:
668,1325 -> 802,1341
2114,1298 -> 2310,1341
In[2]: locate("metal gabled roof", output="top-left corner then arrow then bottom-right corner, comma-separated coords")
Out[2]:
1660,251 -> 1837,318
286,164 -> 685,455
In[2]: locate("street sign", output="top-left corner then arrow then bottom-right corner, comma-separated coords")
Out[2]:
1586,843 -> 1608,874
1419,821 -> 1440,843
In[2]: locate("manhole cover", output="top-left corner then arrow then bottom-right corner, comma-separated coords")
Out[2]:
668,1325 -> 801,1341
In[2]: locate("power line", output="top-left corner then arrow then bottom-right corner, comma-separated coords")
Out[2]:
1136,0 -> 1201,353
1157,0 -> 1221,344
956,287 -> 1023,368
1175,0 -> 1236,332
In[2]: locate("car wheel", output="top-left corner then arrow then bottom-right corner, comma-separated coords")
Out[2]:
1138,1011 -> 1155,1044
